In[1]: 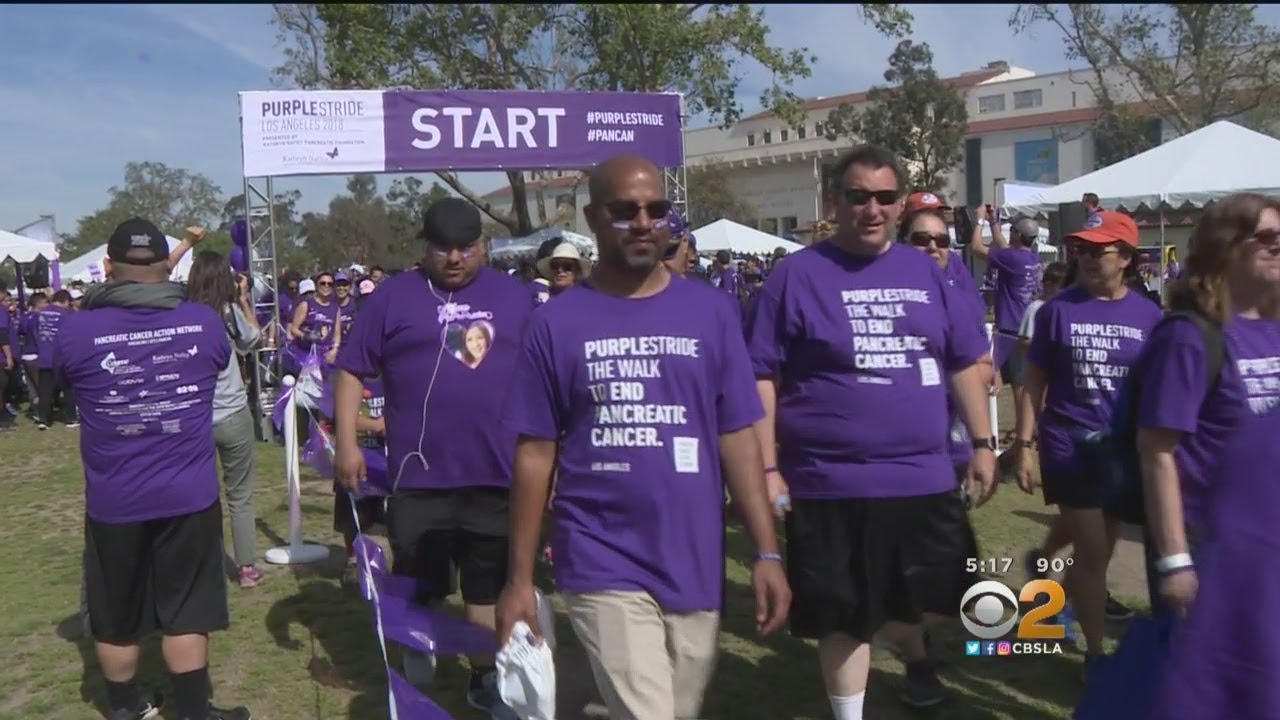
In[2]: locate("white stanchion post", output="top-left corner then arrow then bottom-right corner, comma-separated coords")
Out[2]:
264,375 -> 330,565
986,322 -> 1003,457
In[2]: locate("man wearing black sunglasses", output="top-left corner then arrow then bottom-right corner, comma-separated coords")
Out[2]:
498,154 -> 789,720
745,144 -> 997,717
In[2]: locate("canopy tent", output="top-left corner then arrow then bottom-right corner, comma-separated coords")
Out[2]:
1007,121 -> 1280,215
60,236 -> 194,283
490,228 -> 597,259
691,219 -> 803,255
0,229 -> 58,264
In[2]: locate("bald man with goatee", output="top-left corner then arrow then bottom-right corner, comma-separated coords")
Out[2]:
497,154 -> 790,720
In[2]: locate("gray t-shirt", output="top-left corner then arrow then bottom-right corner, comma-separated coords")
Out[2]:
213,303 -> 261,424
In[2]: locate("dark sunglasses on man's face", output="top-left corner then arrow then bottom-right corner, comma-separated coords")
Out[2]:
909,231 -> 950,248
1070,242 -> 1120,259
604,199 -> 673,222
550,261 -> 578,274
317,280 -> 334,287
843,188 -> 901,207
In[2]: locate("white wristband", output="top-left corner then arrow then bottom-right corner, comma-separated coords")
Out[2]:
1154,553 -> 1194,574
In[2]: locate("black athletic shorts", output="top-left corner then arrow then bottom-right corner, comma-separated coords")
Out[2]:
385,486 -> 510,606
84,501 -> 229,644
999,345 -> 1027,385
333,490 -> 387,536
1040,463 -> 1104,509
786,489 -> 979,641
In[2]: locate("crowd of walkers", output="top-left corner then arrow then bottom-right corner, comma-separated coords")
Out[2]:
10,140 -> 1280,720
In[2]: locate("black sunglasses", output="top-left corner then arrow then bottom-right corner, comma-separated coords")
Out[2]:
1069,242 -> 1122,258
909,231 -> 950,248
317,280 -> 334,287
843,188 -> 901,206
604,199 -> 673,222
549,261 -> 579,274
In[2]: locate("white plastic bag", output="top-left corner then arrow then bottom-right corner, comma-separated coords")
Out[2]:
496,620 -> 556,720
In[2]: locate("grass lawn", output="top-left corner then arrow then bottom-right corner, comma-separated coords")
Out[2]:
0,399 -> 1147,720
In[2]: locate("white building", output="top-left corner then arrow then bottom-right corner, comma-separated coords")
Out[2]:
482,60 -> 1174,240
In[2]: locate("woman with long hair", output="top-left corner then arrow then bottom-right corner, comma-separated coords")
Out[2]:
187,250 -> 266,588
1134,192 -> 1280,616
287,271 -> 341,367
1012,211 -> 1164,678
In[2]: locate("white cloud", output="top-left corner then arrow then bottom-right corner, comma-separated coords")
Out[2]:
142,5 -> 283,73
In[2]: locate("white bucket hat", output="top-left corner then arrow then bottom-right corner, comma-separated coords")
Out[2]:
536,242 -> 591,280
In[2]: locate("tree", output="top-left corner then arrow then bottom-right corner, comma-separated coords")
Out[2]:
1011,4 -> 1280,165
271,3 -> 911,235
686,164 -> 757,227
824,40 -> 967,192
298,174 -> 427,271
70,161 -> 223,256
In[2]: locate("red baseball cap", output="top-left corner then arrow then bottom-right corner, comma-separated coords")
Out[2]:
905,192 -> 950,213
1067,210 -> 1139,247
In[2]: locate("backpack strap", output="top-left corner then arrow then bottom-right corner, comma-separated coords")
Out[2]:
1165,311 -> 1226,391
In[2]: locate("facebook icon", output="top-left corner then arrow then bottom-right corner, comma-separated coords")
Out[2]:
983,642 -> 997,656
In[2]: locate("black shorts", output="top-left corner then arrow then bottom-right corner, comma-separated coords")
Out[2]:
1040,464 -> 1104,509
334,490 -> 387,536
999,345 -> 1027,385
786,489 -> 980,641
84,501 -> 229,644
385,486 -> 510,606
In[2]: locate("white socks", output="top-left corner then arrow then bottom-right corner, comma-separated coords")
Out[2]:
829,691 -> 865,720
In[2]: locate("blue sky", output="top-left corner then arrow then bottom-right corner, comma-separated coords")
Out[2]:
0,3 -> 1138,235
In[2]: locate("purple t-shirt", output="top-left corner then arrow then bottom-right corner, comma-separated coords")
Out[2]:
337,267 -> 536,492
503,275 -> 763,613
35,305 -> 71,368
1027,285 -> 1163,475
988,246 -> 1040,334
54,302 -> 231,523
1137,315 -> 1280,529
941,254 -> 989,468
711,268 -> 744,298
336,298 -> 357,338
20,312 -> 39,356
1152,407 -> 1280,720
293,297 -> 338,353
746,242 -> 989,499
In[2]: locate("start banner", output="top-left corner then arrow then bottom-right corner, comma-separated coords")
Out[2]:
239,89 -> 684,178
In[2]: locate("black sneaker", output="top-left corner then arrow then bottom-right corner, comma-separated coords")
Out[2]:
466,671 -> 521,719
900,660 -> 947,708
1105,593 -> 1134,621
107,692 -> 163,720
1025,549 -> 1048,581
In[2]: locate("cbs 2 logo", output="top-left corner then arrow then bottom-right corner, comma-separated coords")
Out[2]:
959,580 -> 1066,640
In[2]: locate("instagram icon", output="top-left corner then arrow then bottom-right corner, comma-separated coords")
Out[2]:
997,642 -> 1012,656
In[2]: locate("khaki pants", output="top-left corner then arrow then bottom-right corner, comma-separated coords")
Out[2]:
565,590 -> 720,720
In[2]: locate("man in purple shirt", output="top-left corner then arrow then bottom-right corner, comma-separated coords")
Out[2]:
58,218 -> 247,720
34,288 -> 77,429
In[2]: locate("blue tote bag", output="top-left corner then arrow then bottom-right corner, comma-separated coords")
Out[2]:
1073,613 -> 1174,720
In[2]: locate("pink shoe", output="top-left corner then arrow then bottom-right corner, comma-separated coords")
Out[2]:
238,565 -> 264,588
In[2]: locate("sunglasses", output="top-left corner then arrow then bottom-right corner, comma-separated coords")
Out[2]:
843,188 -> 901,206
604,199 -> 673,223
317,280 -> 334,287
1070,243 -> 1122,259
909,231 -> 950,248
1252,229 -> 1280,246
549,261 -> 579,274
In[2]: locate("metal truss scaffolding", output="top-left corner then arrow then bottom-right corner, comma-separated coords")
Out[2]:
243,176 -> 280,441
664,98 -> 690,221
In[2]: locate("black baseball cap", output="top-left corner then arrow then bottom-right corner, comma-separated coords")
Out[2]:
417,197 -> 483,248
108,218 -> 169,265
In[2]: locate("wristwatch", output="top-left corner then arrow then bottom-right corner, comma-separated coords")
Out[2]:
971,436 -> 998,452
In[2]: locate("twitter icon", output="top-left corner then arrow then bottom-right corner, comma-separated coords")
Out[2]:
965,641 -> 981,656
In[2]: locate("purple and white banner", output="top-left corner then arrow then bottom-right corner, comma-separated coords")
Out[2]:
240,89 -> 684,178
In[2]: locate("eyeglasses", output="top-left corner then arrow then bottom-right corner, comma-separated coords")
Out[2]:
317,280 -> 334,287
909,231 -> 950,248
549,261 -> 578,274
604,199 -> 673,223
429,245 -> 480,260
843,188 -> 901,206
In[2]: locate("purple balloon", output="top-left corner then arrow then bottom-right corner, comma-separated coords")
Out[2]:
229,245 -> 248,273
230,218 -> 248,249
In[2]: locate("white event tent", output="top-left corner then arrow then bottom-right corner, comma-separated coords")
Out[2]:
61,236 -> 194,283
691,219 -> 803,255
1007,121 -> 1280,216
0,229 -> 58,264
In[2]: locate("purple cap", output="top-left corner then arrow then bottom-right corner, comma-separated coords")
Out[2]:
665,206 -> 689,238
334,271 -> 350,283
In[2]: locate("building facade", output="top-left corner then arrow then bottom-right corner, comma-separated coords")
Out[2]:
482,60 -> 1170,240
